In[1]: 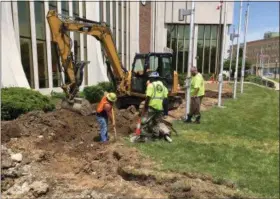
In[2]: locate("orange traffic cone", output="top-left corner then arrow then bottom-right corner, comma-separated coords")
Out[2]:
135,118 -> 141,136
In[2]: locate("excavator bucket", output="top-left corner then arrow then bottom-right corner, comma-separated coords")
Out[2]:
61,98 -> 93,116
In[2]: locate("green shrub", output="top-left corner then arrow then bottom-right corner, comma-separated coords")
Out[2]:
50,91 -> 84,99
97,82 -> 115,92
245,75 -> 263,85
50,91 -> 66,99
83,81 -> 115,103
202,74 -> 212,81
1,87 -> 55,121
178,73 -> 187,86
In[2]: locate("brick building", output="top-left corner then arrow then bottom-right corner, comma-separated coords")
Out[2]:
232,36 -> 280,75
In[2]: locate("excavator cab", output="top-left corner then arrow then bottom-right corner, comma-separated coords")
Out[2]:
131,52 -> 175,94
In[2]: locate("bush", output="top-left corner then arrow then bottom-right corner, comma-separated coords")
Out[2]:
1,87 -> 55,121
83,81 -> 115,103
50,91 -> 84,99
245,75 -> 263,85
178,73 -> 187,86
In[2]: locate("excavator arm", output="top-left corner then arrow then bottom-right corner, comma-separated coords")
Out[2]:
47,10 -> 128,101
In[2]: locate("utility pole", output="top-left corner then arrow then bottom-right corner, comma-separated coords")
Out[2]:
240,2 -> 250,93
233,1 -> 242,99
218,2 -> 227,107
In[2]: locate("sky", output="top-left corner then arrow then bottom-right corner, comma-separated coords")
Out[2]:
231,1 -> 279,44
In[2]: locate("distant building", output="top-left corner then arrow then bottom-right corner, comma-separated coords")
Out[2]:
231,36 -> 279,75
264,31 -> 279,39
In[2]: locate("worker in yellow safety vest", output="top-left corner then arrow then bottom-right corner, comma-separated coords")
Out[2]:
141,72 -> 172,142
185,67 -> 205,124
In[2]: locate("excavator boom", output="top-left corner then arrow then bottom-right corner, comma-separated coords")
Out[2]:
47,10 -> 127,101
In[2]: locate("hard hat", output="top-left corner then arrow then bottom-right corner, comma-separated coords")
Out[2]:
149,72 -> 160,78
106,92 -> 117,102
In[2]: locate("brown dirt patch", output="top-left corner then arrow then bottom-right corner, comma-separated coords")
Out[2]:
1,101 -> 251,198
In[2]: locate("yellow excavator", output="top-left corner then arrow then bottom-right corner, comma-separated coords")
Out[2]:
47,10 -> 182,115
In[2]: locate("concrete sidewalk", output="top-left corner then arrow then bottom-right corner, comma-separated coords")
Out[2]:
261,76 -> 279,91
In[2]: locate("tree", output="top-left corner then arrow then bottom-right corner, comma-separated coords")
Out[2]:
223,58 -> 252,77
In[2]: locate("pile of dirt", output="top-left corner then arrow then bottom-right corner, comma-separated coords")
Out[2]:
205,82 -> 233,98
167,97 -> 218,122
1,102 -> 250,199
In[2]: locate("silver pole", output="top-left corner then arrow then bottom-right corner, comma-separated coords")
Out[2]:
233,1 -> 243,99
229,26 -> 235,82
240,2 -> 250,93
185,1 -> 195,118
218,2 -> 227,107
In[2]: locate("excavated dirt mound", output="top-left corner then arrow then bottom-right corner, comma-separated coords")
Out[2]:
1,103 -> 251,199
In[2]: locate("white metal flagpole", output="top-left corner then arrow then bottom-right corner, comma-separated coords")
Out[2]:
229,26 -> 235,82
233,1 -> 243,99
240,2 -> 250,93
185,1 -> 195,119
218,1 -> 227,107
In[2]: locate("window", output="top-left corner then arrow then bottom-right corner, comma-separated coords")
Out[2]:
35,1 -> 49,88
149,56 -> 159,71
133,58 -> 145,73
18,1 -> 34,88
106,1 -> 110,25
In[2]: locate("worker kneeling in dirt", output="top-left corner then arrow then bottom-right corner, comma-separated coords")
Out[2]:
141,72 -> 172,142
96,92 -> 117,143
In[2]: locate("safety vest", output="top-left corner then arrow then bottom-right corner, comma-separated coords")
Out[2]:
96,96 -> 111,114
146,81 -> 167,111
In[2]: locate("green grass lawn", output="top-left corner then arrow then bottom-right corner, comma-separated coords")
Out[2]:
134,84 -> 279,198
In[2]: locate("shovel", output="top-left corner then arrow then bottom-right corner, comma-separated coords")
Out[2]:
112,108 -> 117,141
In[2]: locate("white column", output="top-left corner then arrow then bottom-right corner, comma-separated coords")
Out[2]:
12,2 -> 20,52
69,1 -> 74,52
121,1 -> 124,65
126,2 -> 129,69
29,2 -> 39,89
57,1 -> 62,14
150,2 -> 155,51
79,0 -> 85,87
116,1 -> 119,50
44,2 -> 53,89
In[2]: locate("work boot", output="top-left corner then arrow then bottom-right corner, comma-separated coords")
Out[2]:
184,114 -> 193,123
195,115 -> 201,124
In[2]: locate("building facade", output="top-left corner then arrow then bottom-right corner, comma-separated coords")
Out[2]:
1,1 -> 233,94
232,36 -> 280,75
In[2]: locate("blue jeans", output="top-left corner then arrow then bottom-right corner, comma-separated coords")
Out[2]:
96,116 -> 108,142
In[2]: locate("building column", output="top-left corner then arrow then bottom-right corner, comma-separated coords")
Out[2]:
44,2 -> 53,89
116,1 -> 119,50
79,0 -> 85,87
126,2 -> 129,69
12,2 -> 20,52
69,1 -> 74,52
29,2 -> 39,89
121,1 -> 124,65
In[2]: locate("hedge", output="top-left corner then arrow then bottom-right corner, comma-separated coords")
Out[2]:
1,87 -> 55,121
245,75 -> 275,88
83,81 -> 115,103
